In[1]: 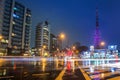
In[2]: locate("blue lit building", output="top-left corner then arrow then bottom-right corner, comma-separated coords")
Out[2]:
82,45 -> 119,59
0,0 -> 31,55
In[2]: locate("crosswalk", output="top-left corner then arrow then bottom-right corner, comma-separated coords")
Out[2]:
81,66 -> 120,80
108,76 -> 120,80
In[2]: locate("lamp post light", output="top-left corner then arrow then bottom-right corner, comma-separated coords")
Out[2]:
59,33 -> 65,50
0,35 -> 3,46
43,45 -> 46,49
72,46 -> 76,57
0,35 -> 3,40
41,45 -> 46,57
72,46 -> 76,50
0,35 -> 3,56
60,33 -> 65,40
100,41 -> 105,49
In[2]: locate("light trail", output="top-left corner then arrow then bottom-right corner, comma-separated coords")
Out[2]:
0,56 -> 120,62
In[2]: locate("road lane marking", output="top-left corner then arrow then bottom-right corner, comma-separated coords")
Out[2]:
79,67 -> 91,80
108,76 -> 120,80
55,67 -> 66,80
32,73 -> 49,76
0,76 -> 14,79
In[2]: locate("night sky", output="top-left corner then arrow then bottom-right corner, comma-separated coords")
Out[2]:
18,0 -> 120,48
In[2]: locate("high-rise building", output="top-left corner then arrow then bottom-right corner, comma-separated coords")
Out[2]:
0,0 -> 31,56
50,33 -> 57,53
35,21 -> 50,56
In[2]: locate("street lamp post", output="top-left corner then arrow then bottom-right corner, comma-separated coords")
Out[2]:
100,41 -> 105,49
72,46 -> 76,50
0,35 -> 3,56
0,35 -> 3,45
41,45 -> 46,56
72,46 -> 76,57
0,35 -> 3,40
59,33 -> 65,50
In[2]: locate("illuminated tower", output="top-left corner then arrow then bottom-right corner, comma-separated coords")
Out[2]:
94,7 -> 101,49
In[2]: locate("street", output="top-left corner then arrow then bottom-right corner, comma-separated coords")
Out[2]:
0,57 -> 120,80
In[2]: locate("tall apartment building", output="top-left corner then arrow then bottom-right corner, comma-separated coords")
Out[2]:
35,21 -> 50,56
0,0 -> 31,55
50,33 -> 57,53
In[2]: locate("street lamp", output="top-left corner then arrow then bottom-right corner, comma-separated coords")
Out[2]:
0,35 -> 3,56
43,45 -> 46,49
100,41 -> 105,49
60,33 -> 65,40
41,45 -> 46,56
72,46 -> 76,57
72,46 -> 76,50
100,41 -> 105,46
0,35 -> 3,40
59,33 -> 65,50
0,35 -> 3,45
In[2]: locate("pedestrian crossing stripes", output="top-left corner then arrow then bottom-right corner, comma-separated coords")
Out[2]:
81,66 -> 120,80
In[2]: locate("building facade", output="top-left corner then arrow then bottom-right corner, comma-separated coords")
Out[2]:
50,33 -> 57,53
0,0 -> 31,56
35,21 -> 50,56
30,47 -> 37,56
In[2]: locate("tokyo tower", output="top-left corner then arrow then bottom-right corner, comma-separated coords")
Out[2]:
94,7 -> 101,49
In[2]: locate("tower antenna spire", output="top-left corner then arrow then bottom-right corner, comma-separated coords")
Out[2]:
96,7 -> 99,28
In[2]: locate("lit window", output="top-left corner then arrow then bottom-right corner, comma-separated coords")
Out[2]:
14,7 -> 17,10
13,14 -> 17,17
12,33 -> 16,36
13,46 -> 17,49
28,14 -> 31,17
1,39 -> 5,43
13,21 -> 15,24
13,14 -> 19,18
6,40 -> 8,43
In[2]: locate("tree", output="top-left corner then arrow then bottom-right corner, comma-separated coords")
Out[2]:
79,46 -> 88,52
73,42 -> 80,50
72,42 -> 88,55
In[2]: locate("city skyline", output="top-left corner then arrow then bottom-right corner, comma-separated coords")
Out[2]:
18,0 -> 120,47
1,1 -> 120,80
